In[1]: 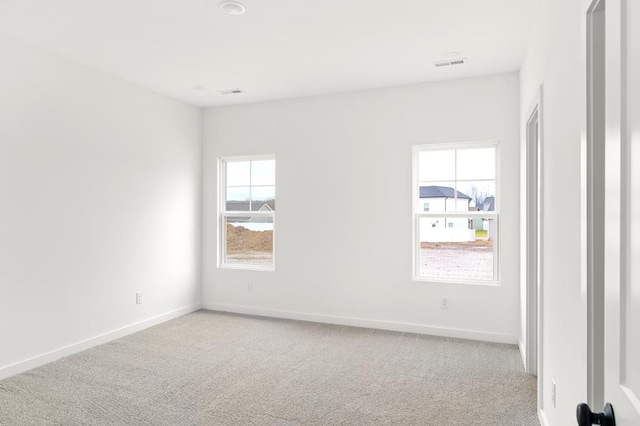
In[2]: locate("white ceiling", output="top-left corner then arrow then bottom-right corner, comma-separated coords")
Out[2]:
0,0 -> 537,107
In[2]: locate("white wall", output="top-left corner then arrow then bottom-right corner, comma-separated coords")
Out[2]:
0,37 -> 202,378
520,1 -> 587,424
203,73 -> 520,343
518,0 -> 542,388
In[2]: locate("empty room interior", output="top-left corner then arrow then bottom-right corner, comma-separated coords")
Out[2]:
2,0 -> 639,425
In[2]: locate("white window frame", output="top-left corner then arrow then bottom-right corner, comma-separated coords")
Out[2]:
218,155 -> 276,271
412,141 -> 500,285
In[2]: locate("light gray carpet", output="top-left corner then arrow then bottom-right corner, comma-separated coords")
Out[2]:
0,310 -> 538,425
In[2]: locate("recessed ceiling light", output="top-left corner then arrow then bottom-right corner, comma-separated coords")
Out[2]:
442,48 -> 463,58
219,1 -> 245,15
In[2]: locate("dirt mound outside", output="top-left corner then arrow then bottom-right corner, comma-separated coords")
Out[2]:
421,239 -> 494,251
227,224 -> 273,253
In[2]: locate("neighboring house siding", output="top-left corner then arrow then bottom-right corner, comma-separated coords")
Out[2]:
419,186 -> 474,241
419,185 -> 471,230
420,197 -> 467,214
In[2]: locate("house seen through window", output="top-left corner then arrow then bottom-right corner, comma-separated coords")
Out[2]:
413,143 -> 498,283
220,157 -> 275,270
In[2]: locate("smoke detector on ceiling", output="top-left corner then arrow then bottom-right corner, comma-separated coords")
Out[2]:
218,88 -> 244,95
219,1 -> 245,15
442,48 -> 463,58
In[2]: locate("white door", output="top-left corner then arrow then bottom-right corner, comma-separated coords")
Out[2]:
601,0 -> 640,424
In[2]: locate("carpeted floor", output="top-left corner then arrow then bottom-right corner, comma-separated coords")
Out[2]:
0,310 -> 538,425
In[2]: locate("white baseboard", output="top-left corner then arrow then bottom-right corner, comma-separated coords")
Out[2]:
203,302 -> 518,344
518,338 -> 527,370
0,303 -> 201,381
538,408 -> 549,426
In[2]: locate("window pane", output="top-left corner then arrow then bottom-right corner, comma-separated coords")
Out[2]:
456,148 -> 495,180
418,217 -> 495,280
226,187 -> 250,211
418,150 -> 455,181
457,181 -> 496,211
251,186 -> 276,211
251,160 -> 276,186
226,161 -> 250,186
418,182 -> 457,213
453,197 -> 472,211
224,216 -> 273,267
453,186 -> 473,211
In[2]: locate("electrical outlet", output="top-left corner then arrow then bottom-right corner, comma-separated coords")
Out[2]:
136,291 -> 143,305
551,379 -> 557,408
246,282 -> 253,292
440,297 -> 449,309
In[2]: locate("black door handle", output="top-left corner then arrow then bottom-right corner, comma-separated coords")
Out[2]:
577,402 -> 615,426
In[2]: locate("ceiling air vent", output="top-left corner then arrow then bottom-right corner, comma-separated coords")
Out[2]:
433,58 -> 466,68
218,88 -> 244,95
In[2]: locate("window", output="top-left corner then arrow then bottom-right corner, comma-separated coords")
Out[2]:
219,156 -> 275,270
413,142 -> 498,283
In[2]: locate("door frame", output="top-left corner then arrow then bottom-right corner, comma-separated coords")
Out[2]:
524,86 -> 544,416
585,0 -> 606,410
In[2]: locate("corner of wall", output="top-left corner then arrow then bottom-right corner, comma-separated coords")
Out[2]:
0,304 -> 201,381
518,338 -> 527,370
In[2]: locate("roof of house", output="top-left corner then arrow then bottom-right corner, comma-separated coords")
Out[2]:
469,195 -> 495,212
225,200 -> 275,212
482,196 -> 495,212
419,185 -> 471,200
225,200 -> 275,222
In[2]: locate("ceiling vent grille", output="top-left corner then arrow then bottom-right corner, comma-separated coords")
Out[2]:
218,88 -> 244,95
434,58 -> 466,68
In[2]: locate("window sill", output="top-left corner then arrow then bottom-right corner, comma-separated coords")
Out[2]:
219,264 -> 275,272
412,276 -> 501,286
